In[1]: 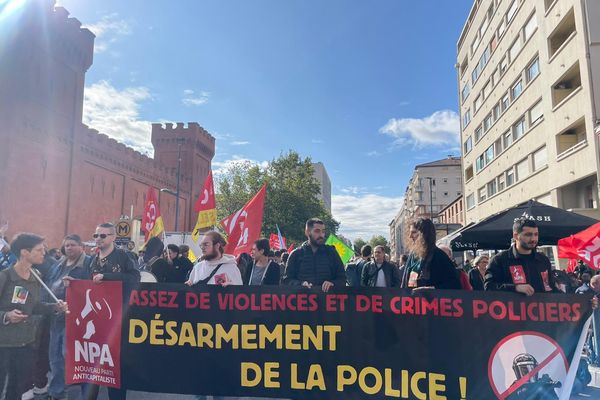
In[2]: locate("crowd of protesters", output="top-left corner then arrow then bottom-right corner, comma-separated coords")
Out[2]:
1,216 -> 599,400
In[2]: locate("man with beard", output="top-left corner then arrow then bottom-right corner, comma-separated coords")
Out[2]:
282,218 -> 345,292
485,218 -> 557,295
186,231 -> 242,286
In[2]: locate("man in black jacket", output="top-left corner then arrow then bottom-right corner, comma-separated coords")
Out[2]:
346,245 -> 371,287
485,218 -> 556,295
282,218 -> 345,292
361,245 -> 400,287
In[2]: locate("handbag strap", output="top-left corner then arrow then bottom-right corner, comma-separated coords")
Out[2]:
199,263 -> 225,285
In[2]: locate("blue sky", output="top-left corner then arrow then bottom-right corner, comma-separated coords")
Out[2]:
55,0 -> 473,240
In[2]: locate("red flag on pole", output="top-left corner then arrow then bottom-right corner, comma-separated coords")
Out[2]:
223,184 -> 267,257
192,171 -> 217,242
194,171 -> 216,212
558,222 -> 600,270
269,233 -> 281,250
141,187 -> 165,242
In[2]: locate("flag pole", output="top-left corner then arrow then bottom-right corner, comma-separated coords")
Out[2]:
30,268 -> 68,313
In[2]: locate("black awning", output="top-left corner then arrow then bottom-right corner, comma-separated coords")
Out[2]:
450,200 -> 598,251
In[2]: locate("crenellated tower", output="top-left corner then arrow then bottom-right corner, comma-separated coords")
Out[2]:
151,122 -> 216,230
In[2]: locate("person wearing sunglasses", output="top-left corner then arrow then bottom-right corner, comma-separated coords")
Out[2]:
90,223 -> 140,286
87,223 -> 140,400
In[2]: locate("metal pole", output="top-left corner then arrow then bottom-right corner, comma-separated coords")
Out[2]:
428,178 -> 433,220
175,142 -> 182,232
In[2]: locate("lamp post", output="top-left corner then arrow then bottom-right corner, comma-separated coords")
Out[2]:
425,177 -> 434,221
161,139 -> 184,232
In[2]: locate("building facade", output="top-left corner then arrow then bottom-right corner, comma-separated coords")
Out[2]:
312,162 -> 332,212
457,0 -> 600,224
0,1 -> 215,246
438,195 -> 465,225
389,156 -> 463,260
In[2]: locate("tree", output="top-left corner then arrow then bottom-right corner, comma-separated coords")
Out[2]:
353,238 -> 367,253
369,235 -> 390,254
215,151 -> 339,245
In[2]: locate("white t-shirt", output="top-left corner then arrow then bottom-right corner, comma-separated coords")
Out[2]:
375,264 -> 387,287
188,254 -> 243,285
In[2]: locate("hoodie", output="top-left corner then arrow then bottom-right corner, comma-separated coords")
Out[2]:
188,254 -> 242,285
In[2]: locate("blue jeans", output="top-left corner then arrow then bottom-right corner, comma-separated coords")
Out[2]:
48,317 -> 66,398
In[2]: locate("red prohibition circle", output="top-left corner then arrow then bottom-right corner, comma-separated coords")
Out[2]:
487,330 -> 569,399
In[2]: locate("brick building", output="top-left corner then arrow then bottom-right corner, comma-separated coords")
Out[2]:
0,0 -> 215,246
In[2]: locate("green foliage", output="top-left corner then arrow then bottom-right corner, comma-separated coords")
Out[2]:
353,238 -> 367,253
215,151 -> 339,245
369,235 -> 390,254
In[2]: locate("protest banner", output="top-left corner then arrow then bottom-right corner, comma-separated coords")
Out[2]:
66,281 -> 593,399
66,281 -> 123,388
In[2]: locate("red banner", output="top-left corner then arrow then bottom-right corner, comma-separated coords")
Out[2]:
558,221 -> 600,270
224,184 -> 266,257
66,281 -> 123,388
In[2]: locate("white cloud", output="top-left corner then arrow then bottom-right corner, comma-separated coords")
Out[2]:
82,80 -> 153,155
366,150 -> 380,157
212,155 -> 269,176
84,13 -> 131,53
182,90 -> 210,107
340,186 -> 369,195
231,141 -> 250,146
311,139 -> 324,144
332,193 -> 404,240
379,110 -> 460,148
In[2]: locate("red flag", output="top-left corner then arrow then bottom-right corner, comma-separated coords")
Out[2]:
287,244 -> 295,253
220,208 -> 245,235
192,171 -> 217,240
224,184 -> 266,257
566,259 -> 578,273
558,222 -> 600,270
194,171 -> 216,212
269,233 -> 281,250
141,187 -> 165,242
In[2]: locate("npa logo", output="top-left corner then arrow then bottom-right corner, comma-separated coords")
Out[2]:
66,281 -> 123,388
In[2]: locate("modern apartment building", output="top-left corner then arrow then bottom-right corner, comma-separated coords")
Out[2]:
457,0 -> 600,223
389,157 -> 462,259
312,162 -> 332,212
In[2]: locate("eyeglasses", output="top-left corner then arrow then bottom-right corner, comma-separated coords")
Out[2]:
199,242 -> 212,248
93,233 -> 114,239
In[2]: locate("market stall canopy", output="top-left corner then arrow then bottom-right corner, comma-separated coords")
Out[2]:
450,200 -> 598,251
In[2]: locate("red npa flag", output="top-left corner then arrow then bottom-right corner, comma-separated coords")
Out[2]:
223,184 -> 266,257
66,281 -> 123,388
558,222 -> 600,270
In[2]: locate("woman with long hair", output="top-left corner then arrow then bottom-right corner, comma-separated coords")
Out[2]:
400,218 -> 461,289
